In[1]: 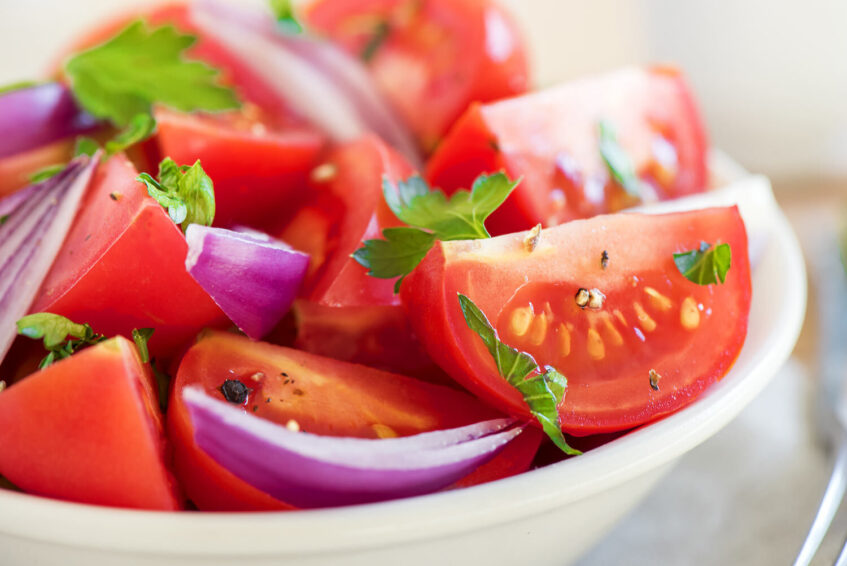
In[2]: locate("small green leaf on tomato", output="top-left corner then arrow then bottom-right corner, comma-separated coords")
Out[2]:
674,241 -> 732,285
598,119 -> 642,198
131,327 -> 154,364
28,164 -> 66,183
269,0 -> 303,34
16,313 -> 106,368
352,227 -> 437,292
457,293 -> 581,455
137,157 -> 215,231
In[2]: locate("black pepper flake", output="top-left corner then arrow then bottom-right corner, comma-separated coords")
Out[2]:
252,405 -> 259,412
265,397 -> 271,403
283,379 -> 291,385
649,369 -> 661,391
84,234 -> 92,241
220,379 -> 251,404
292,388 -> 304,396
109,192 -> 120,201
280,372 -> 289,377
488,138 -> 500,152
601,250 -> 609,269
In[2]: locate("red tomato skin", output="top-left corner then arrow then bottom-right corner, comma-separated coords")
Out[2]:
305,0 -> 529,151
32,155 -> 228,361
168,331 -> 540,511
401,207 -> 751,435
426,67 -> 709,235
0,338 -> 182,510
154,108 -> 325,230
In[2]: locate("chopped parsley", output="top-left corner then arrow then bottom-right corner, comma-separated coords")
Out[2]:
137,158 -> 215,230
269,0 -> 303,34
0,80 -> 42,95
74,136 -> 100,157
353,173 -> 520,291
361,20 -> 391,62
131,327 -> 154,364
598,119 -> 642,198
674,241 -> 732,285
457,294 -> 580,455
28,164 -> 66,183
16,313 -> 106,369
0,214 -> 8,225
104,113 -> 156,156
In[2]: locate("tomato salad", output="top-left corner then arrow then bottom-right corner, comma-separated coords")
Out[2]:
0,0 -> 751,511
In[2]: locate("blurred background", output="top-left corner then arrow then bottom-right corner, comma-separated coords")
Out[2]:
2,0 -> 846,183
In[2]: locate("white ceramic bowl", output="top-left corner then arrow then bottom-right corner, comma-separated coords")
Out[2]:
0,157 -> 806,566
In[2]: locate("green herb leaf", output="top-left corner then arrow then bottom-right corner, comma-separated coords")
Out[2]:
360,21 -> 390,62
29,164 -> 66,183
74,136 -> 100,157
598,119 -> 642,198
269,0 -> 303,33
137,157 -> 215,230
673,241 -> 732,285
16,313 -> 106,368
0,214 -> 8,225
64,20 -> 240,128
383,173 -> 518,241
131,328 -> 154,364
352,227 -> 437,293
0,80 -> 42,95
150,358 -> 171,412
105,113 -> 156,155
457,294 -> 580,455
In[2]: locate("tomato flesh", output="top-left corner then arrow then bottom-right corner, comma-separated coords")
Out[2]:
154,107 -> 324,230
0,338 -> 182,509
0,139 -> 75,198
401,207 -> 751,434
32,155 -> 228,360
168,331 -> 541,510
426,66 -> 709,234
305,0 -> 529,152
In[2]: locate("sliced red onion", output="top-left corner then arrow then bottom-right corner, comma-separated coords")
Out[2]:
0,82 -> 99,159
184,225 -> 309,340
183,386 -> 523,508
0,155 -> 98,362
189,0 -> 423,168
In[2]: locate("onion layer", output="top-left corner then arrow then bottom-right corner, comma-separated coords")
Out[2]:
183,386 -> 524,508
184,225 -> 309,340
0,83 -> 98,159
0,155 -> 98,362
189,0 -> 423,168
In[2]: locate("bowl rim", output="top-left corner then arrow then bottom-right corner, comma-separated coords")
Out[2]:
0,171 -> 807,556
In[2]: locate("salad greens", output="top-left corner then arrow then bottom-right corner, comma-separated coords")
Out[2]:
16,313 -> 106,369
137,158 -> 216,231
270,0 -> 304,34
353,173 -> 520,291
458,294 -> 580,455
674,241 -> 732,285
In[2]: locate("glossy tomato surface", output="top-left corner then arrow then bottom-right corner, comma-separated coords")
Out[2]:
0,338 -> 182,510
167,331 -> 541,511
305,0 -> 529,152
154,107 -> 324,230
32,155 -> 228,360
426,66 -> 709,234
401,207 -> 751,435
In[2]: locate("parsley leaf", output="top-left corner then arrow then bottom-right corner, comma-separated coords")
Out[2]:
74,136 -> 100,157
598,119 -> 642,198
0,214 -> 8,225
105,113 -> 156,155
137,158 -> 215,230
16,313 -> 106,369
64,20 -> 240,128
353,173 -> 521,291
361,20 -> 391,62
0,80 -> 42,95
269,0 -> 303,34
29,164 -> 66,183
352,227 -> 437,293
131,328 -> 154,364
384,173 -> 517,240
673,241 -> 732,285
457,294 -> 581,455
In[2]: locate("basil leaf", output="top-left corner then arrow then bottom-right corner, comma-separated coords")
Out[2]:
673,241 -> 732,285
599,119 -> 642,198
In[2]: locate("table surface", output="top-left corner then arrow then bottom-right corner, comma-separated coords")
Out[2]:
579,179 -> 845,566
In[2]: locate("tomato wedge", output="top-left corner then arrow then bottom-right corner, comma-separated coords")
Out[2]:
167,331 -> 541,511
0,338 -> 182,510
401,207 -> 751,435
426,66 -> 709,234
154,107 -> 324,230
32,154 -> 228,360
0,139 -> 75,198
304,0 -> 529,152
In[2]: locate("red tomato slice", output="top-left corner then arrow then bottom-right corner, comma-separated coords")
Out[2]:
154,107 -> 324,230
304,0 -> 529,152
401,207 -> 751,435
426,66 -> 709,234
167,331 -> 542,511
32,154 -> 228,360
0,139 -> 74,198
0,338 -> 182,510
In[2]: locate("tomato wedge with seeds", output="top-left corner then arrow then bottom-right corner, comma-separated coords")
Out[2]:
426,66 -> 708,235
304,0 -> 529,152
167,331 -> 541,511
401,207 -> 751,435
